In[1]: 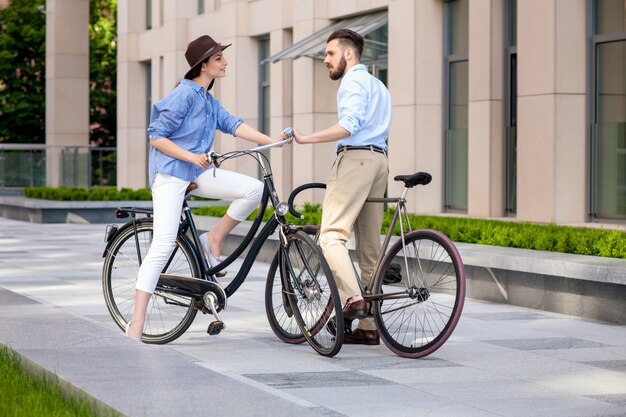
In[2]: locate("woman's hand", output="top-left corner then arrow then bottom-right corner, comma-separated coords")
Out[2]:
190,152 -> 210,169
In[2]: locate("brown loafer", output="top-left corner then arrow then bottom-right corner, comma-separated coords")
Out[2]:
344,328 -> 380,345
342,299 -> 367,321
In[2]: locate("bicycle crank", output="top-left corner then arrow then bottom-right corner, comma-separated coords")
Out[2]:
203,291 -> 226,335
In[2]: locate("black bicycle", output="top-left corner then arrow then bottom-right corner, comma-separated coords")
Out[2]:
102,130 -> 344,357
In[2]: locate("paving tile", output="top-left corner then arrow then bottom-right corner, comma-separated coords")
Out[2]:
1,217 -> 626,417
483,337 -> 608,350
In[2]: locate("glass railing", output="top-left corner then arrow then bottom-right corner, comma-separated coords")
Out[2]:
0,144 -> 117,188
591,122 -> 626,219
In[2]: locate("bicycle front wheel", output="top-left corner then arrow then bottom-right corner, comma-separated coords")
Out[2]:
264,226 -> 318,345
102,220 -> 199,344
371,229 -> 465,358
281,229 -> 343,357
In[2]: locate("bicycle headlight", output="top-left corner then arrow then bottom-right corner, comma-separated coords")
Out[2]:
276,202 -> 289,216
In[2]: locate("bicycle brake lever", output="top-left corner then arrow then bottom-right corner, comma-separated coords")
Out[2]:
207,151 -> 221,168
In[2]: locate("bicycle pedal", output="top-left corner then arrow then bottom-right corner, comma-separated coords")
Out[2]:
207,320 -> 225,335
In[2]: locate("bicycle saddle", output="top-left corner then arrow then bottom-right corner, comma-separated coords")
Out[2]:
394,172 -> 432,188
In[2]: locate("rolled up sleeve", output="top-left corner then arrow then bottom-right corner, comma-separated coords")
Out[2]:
337,78 -> 367,135
216,102 -> 243,136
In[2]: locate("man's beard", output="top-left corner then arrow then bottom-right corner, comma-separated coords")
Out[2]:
329,57 -> 347,80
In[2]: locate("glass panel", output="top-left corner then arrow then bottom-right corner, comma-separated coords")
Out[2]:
263,11 -> 387,64
146,0 -> 152,30
198,0 -> 204,14
506,53 -> 517,214
593,40 -> 626,218
447,0 -> 469,55
61,149 -> 90,188
597,41 -> 626,124
446,60 -> 469,211
595,0 -> 626,34
593,123 -> 626,218
508,0 -> 517,47
0,149 -> 46,187
91,149 -> 117,186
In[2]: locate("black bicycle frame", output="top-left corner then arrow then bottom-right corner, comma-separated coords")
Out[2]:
173,171 -> 289,298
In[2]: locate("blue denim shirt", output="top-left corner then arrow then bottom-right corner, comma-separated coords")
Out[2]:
336,64 -> 392,151
147,79 -> 243,186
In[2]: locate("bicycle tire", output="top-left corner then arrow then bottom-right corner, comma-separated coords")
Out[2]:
281,229 -> 343,357
371,229 -> 465,358
102,220 -> 200,344
264,226 -> 318,344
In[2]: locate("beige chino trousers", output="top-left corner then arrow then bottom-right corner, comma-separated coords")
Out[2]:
319,148 -> 388,331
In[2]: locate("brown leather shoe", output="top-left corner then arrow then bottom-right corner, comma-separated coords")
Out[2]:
342,299 -> 367,321
344,328 -> 380,345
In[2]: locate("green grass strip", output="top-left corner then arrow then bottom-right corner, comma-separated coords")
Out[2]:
193,205 -> 626,259
0,346 -> 114,417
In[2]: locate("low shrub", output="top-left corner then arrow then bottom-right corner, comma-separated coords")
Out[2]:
194,205 -> 626,259
25,187 -> 153,201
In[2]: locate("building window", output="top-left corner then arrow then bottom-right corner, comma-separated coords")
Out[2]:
259,38 -> 270,135
364,23 -> 388,85
590,0 -> 626,219
258,37 -> 271,178
198,0 -> 204,14
146,0 -> 152,30
444,0 -> 469,212
505,0 -> 517,215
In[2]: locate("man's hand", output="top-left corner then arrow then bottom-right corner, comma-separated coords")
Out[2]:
293,128 -> 308,144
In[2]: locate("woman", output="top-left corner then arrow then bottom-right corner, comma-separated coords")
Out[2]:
126,35 -> 284,340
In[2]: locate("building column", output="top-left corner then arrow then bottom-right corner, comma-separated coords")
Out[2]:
517,0 -> 587,223
116,0 -> 149,189
291,4 -> 336,204
467,0 -> 505,217
410,0 -> 444,214
269,29 -> 294,200
45,0 -> 89,187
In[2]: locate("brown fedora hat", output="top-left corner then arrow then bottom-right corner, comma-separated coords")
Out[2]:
184,35 -> 231,80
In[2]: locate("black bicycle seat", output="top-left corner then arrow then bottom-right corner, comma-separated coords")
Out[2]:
393,172 -> 432,188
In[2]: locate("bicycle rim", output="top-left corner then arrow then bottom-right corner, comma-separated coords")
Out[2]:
102,221 -> 199,344
372,229 -> 465,358
264,226 -> 319,344
282,230 -> 343,357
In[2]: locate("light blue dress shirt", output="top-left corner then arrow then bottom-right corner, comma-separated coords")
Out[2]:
147,79 -> 243,187
336,64 -> 392,151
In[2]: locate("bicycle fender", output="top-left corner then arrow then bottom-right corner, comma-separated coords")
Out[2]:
101,218 -> 153,258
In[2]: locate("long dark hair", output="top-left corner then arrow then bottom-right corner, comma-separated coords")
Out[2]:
183,57 -> 215,90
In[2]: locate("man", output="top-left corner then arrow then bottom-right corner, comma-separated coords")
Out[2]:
293,29 -> 391,345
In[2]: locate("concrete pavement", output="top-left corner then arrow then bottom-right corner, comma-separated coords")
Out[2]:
1,217 -> 626,417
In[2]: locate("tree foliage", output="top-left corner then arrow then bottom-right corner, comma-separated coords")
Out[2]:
89,0 -> 117,147
0,0 -> 117,146
0,0 -> 46,144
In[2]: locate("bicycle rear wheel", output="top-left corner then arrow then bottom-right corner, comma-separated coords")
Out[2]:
371,229 -> 465,358
102,220 -> 199,344
264,226 -> 318,344
281,229 -> 343,357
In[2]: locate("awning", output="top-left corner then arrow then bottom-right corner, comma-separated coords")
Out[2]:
262,11 -> 388,64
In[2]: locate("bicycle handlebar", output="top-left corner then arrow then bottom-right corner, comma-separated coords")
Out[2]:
208,127 -> 294,168
287,182 -> 326,219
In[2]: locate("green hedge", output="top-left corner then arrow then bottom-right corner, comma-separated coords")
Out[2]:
25,187 -> 153,201
23,186 -> 626,259
23,187 -> 214,202
194,205 -> 626,259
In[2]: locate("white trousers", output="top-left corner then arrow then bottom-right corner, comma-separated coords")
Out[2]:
135,169 -> 263,294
